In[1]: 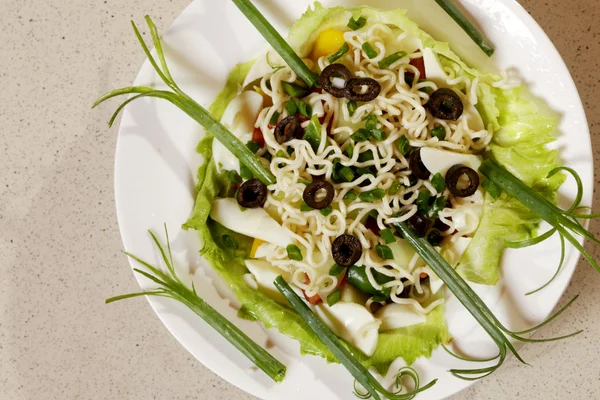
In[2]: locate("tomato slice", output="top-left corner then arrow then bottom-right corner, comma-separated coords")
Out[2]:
302,275 -> 323,305
410,56 -> 426,79
252,127 -> 265,147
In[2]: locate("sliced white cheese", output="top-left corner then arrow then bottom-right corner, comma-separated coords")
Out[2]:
210,198 -> 293,248
451,206 -> 482,235
420,147 -> 482,177
242,51 -> 284,88
341,283 -> 369,305
311,99 -> 325,118
375,303 -> 427,331
314,302 -> 381,357
442,236 -> 473,267
245,259 -> 289,304
213,91 -> 263,173
428,272 -> 444,295
422,47 -> 447,85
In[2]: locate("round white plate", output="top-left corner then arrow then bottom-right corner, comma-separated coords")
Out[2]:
113,0 -> 592,399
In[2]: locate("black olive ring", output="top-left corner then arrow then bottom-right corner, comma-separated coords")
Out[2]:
344,78 -> 381,102
237,178 -> 268,208
427,88 -> 464,121
319,63 -> 353,98
274,115 -> 301,144
407,213 -> 431,238
445,164 -> 480,197
332,234 -> 362,267
408,148 -> 431,180
303,180 -> 335,210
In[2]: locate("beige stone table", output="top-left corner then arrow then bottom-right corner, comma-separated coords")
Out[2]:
1,0 -> 599,399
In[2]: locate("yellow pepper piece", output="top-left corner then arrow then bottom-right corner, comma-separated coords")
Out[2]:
250,238 -> 265,258
311,29 -> 346,61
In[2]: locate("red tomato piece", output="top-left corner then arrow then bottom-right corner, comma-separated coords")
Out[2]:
365,216 -> 381,237
409,56 -> 426,79
252,127 -> 265,147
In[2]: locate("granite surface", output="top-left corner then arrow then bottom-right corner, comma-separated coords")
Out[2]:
1,0 -> 599,399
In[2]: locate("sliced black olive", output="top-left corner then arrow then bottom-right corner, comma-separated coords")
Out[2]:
427,229 -> 443,246
344,78 -> 381,102
319,63 -> 353,98
445,164 -> 480,197
274,115 -> 301,144
407,213 -> 430,237
236,178 -> 268,208
303,180 -> 335,210
332,234 -> 362,267
408,148 -> 430,180
433,218 -> 450,232
427,88 -> 464,120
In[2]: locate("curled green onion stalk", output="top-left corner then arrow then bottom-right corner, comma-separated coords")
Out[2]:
92,16 -> 276,186
106,225 -> 286,382
481,160 -> 600,293
274,276 -> 436,400
394,221 -> 581,380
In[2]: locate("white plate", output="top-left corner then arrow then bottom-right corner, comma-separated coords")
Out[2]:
113,0 -> 592,399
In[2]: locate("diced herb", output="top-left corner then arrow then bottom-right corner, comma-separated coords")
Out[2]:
378,51 -> 407,69
431,173 -> 446,193
329,263 -> 345,276
282,81 -> 309,98
287,146 -> 294,156
396,135 -> 410,155
320,205 -> 333,216
388,181 -> 402,196
416,190 -> 431,213
358,150 -> 374,162
300,201 -> 313,212
339,166 -> 355,182
356,166 -> 373,176
222,234 -> 238,249
482,178 -> 502,199
328,42 -> 350,63
246,140 -> 261,154
275,150 -> 287,159
286,244 -> 303,261
303,115 -> 321,151
297,99 -> 312,118
375,244 -> 394,260
359,189 -> 386,202
326,288 -> 342,306
344,191 -> 357,201
240,165 -> 253,180
351,128 -> 370,142
431,125 -> 446,140
371,293 -> 388,302
347,16 -> 367,30
362,42 -> 378,59
269,110 -> 280,125
227,170 -> 242,184
347,100 -> 357,116
345,143 -> 354,158
364,114 -> 378,130
370,129 -> 386,141
427,196 -> 447,219
380,228 -> 396,244
285,98 -> 298,115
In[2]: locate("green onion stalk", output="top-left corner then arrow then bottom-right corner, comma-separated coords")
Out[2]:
106,225 -> 286,382
93,16 -> 276,186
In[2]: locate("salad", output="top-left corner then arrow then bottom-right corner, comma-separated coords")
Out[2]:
98,1 -> 598,398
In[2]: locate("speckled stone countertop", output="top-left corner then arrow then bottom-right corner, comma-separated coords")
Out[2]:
1,0 -> 599,399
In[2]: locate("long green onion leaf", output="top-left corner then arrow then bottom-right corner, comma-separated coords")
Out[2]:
274,276 -> 436,399
506,227 -> 557,249
232,0 -> 317,87
106,226 -> 286,382
434,0 -> 494,56
93,16 -> 276,186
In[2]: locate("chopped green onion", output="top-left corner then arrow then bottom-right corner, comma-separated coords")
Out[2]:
286,147 -> 294,156
303,115 -> 321,151
297,99 -> 312,118
482,178 -> 501,199
359,189 -> 386,202
285,98 -> 298,115
329,263 -> 345,276
364,114 -> 378,130
376,244 -> 394,260
431,126 -> 446,140
351,128 -> 370,142
347,100 -> 357,116
378,51 -> 407,69
358,150 -> 374,162
344,191 -> 357,201
232,0 -> 318,86
388,181 -> 402,196
356,167 -> 373,176
416,190 -> 431,214
93,16 -> 275,186
345,143 -> 354,158
269,110 -> 280,125
227,170 -> 242,184
370,128 -> 386,141
328,42 -> 350,63
427,196 -> 446,219
286,244 -> 303,261
282,81 -> 309,98
362,42 -> 378,59
246,140 -> 261,154
275,150 -> 287,159
431,173 -> 446,193
434,0 -> 495,57
396,135 -> 410,155
380,228 -> 396,244
327,288 -> 342,306
320,205 -> 334,216
347,16 -> 367,31
240,165 -> 253,180
300,201 -> 313,212
106,226 -> 286,382
339,166 -> 355,182
222,234 -> 238,249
